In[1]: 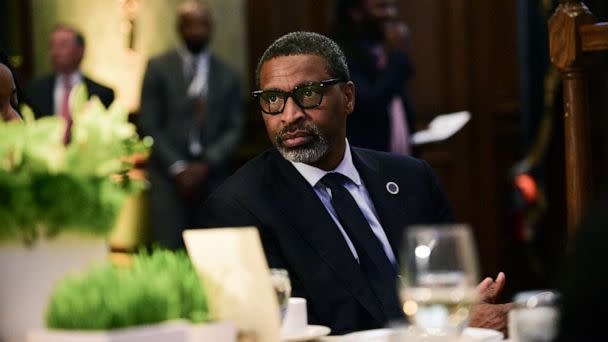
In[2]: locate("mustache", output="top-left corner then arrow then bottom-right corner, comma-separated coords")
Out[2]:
275,123 -> 319,144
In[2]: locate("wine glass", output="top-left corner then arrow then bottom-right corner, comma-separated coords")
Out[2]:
270,268 -> 292,322
398,224 -> 480,338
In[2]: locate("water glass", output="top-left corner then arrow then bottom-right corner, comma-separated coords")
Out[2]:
398,224 -> 480,338
509,290 -> 560,342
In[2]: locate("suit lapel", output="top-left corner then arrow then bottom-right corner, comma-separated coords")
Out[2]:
82,77 -> 94,98
203,56 -> 219,131
268,151 -> 385,324
206,56 -> 218,106
352,149 -> 409,261
44,76 -> 55,116
168,51 -> 189,96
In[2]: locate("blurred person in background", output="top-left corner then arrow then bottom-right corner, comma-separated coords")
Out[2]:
139,0 -> 244,249
556,190 -> 608,341
0,50 -> 21,122
332,0 -> 416,155
25,25 -> 114,140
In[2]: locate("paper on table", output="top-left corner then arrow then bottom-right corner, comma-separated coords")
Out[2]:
411,111 -> 471,145
183,228 -> 281,342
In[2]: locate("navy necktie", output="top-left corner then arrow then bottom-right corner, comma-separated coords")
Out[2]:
320,172 -> 403,321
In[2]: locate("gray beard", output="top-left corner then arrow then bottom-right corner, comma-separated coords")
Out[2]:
275,125 -> 332,164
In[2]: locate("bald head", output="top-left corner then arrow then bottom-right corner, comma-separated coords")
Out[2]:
0,63 -> 20,122
177,0 -> 210,16
177,0 -> 213,54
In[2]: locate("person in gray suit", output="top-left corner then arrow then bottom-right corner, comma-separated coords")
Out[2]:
139,0 -> 244,249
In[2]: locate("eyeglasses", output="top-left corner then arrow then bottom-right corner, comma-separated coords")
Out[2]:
252,78 -> 343,115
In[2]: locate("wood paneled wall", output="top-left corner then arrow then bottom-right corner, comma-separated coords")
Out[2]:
242,0 -> 334,159
398,0 -> 522,291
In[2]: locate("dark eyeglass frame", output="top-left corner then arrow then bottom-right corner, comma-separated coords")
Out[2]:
252,78 -> 344,115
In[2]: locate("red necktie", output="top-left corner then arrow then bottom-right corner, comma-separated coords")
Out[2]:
60,75 -> 72,144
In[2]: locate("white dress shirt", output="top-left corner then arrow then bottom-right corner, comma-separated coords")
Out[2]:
290,140 -> 397,266
178,46 -> 210,98
53,72 -> 83,116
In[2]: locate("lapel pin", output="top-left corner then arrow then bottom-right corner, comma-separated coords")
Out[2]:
386,181 -> 399,195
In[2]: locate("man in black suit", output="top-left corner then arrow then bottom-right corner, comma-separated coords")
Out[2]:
139,0 -> 244,249
26,25 -> 114,119
200,31 -> 509,335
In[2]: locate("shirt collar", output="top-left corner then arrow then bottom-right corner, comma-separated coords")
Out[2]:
177,44 -> 210,66
55,71 -> 82,87
290,139 -> 362,188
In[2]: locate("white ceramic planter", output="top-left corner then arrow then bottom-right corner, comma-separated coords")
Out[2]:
0,233 -> 108,342
189,321 -> 237,342
27,320 -> 189,342
26,320 -> 237,342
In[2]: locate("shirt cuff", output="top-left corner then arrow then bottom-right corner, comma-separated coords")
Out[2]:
169,160 -> 188,176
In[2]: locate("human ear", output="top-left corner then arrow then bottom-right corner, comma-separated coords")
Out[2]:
343,81 -> 355,116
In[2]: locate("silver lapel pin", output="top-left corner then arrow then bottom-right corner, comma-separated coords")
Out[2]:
386,181 -> 399,195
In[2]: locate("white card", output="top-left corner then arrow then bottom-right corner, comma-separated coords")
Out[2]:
411,111 -> 471,145
183,228 -> 281,342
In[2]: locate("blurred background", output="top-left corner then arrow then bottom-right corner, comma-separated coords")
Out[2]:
2,0 -> 607,302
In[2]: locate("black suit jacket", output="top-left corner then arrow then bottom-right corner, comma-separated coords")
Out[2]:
342,41 -> 415,152
25,74 -> 115,118
200,147 -> 453,334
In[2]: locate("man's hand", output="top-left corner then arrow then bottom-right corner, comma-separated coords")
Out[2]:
174,162 -> 209,201
469,272 -> 512,336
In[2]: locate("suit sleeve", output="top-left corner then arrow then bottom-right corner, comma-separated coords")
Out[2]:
24,79 -> 49,118
421,159 -> 454,222
139,60 -> 188,171
200,191 -> 289,270
200,191 -> 259,228
203,71 -> 244,167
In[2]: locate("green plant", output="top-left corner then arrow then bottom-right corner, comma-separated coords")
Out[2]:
46,249 -> 210,330
0,85 -> 152,243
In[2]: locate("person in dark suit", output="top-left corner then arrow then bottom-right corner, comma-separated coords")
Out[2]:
332,0 -> 416,155
200,31 -> 510,335
139,0 -> 244,249
25,24 -> 114,119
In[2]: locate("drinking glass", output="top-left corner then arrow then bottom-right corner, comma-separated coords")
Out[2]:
509,290 -> 561,341
398,224 -> 480,338
270,268 -> 292,322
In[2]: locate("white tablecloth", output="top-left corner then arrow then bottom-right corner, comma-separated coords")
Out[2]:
312,327 -> 506,341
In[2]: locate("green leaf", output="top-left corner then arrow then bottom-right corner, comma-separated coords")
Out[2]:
0,92 -> 153,243
46,249 -> 210,330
